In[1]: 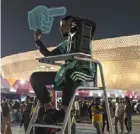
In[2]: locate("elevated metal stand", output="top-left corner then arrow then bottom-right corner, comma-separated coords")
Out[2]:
26,52 -> 114,134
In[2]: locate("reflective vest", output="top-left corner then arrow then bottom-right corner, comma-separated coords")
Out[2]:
71,104 -> 76,124
91,105 -> 103,123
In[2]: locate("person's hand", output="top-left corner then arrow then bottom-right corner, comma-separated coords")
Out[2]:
34,29 -> 42,41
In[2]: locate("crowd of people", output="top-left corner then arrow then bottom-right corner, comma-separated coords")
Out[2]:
58,97 -> 140,134
1,95 -> 140,134
1,96 -> 38,134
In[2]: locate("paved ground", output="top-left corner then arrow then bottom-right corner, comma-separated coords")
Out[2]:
11,123 -> 140,134
11,115 -> 140,134
11,124 -> 96,134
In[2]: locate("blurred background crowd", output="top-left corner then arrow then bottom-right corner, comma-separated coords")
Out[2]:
1,95 -> 140,134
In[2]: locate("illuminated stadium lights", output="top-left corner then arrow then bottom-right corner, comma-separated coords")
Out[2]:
10,88 -> 16,92
39,65 -> 46,68
14,84 -> 18,88
20,80 -> 26,85
29,90 -> 34,93
75,92 -> 79,96
39,65 -> 55,70
107,93 -> 110,97
122,95 -> 125,98
115,94 -> 118,97
89,91 -> 93,96
1,35 -> 140,89
49,66 -> 55,70
98,92 -> 102,97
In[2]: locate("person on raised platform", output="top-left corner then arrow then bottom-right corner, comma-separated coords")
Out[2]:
30,15 -> 97,123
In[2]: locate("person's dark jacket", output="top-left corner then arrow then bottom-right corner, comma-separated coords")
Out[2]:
125,103 -> 132,118
88,102 -> 94,119
21,103 -> 32,125
3,102 -> 10,117
13,102 -> 20,110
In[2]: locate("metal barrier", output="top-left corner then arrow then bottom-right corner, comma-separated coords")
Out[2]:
26,53 -> 114,134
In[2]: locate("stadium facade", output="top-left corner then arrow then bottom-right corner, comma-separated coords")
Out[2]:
1,34 -> 140,90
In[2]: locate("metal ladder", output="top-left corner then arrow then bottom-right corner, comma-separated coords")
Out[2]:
26,53 -> 114,134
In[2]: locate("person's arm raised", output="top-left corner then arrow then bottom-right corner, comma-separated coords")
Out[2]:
34,30 -> 62,56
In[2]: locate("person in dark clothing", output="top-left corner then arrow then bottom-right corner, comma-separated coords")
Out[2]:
35,104 -> 48,134
20,96 -> 32,132
2,101 -> 12,134
12,101 -> 18,122
102,101 -> 109,133
124,97 -> 132,134
83,101 -> 88,119
88,100 -> 94,120
30,15 -> 97,123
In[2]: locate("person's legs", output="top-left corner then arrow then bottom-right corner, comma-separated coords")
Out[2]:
10,111 -> 13,122
129,116 -> 132,132
24,124 -> 29,132
35,106 -> 47,134
125,118 -> 129,132
7,123 -> 12,134
44,68 -> 94,123
36,105 -> 45,122
62,68 -> 94,108
49,72 -> 76,122
115,117 -> 119,134
30,72 -> 56,105
106,116 -> 109,133
102,114 -> 106,133
71,123 -> 76,134
125,117 -> 132,133
13,109 -> 16,122
94,121 -> 102,134
119,116 -> 124,133
62,69 -> 76,107
51,68 -> 93,122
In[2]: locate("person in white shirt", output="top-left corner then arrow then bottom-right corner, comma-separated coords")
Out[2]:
115,98 -> 125,134
1,105 -> 4,134
74,100 -> 80,121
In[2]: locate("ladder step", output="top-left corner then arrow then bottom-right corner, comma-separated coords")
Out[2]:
32,123 -> 62,129
78,87 -> 103,90
90,87 -> 103,90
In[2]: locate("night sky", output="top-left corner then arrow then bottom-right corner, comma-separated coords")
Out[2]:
1,0 -> 140,57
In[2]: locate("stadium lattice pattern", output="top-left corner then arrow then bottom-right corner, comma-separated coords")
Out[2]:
91,34 -> 140,90
1,34 -> 140,90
